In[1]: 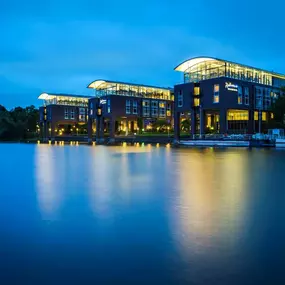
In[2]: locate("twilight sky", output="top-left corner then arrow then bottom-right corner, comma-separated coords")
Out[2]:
1,0 -> 285,108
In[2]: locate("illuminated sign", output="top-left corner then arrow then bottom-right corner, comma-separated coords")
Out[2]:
100,99 -> 107,105
225,82 -> 238,92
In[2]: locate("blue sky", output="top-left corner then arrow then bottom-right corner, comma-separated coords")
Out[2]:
1,0 -> 285,108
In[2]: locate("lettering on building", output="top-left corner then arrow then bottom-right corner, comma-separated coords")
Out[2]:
225,82 -> 238,92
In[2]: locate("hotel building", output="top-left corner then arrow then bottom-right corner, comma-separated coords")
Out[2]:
38,93 -> 91,140
173,57 -> 285,139
87,80 -> 174,141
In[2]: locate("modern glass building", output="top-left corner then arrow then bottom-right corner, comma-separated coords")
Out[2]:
87,80 -> 174,141
174,57 -> 285,138
38,93 -> 91,140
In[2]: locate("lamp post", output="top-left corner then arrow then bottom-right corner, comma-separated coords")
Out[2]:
167,126 -> 170,137
49,128 -> 51,137
76,128 -> 79,136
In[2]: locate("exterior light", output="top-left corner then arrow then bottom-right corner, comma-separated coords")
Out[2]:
142,128 -> 145,132
49,128 -> 51,132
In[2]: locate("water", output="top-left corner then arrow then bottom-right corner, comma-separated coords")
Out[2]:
0,144 -> 285,285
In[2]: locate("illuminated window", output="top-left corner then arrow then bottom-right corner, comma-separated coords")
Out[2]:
194,98 -> 200,107
159,102 -> 165,108
271,113 -> 274,119
227,110 -> 249,121
79,108 -> 85,122
194,87 -> 200,96
262,112 -> 267,121
64,108 -> 69,119
178,90 -> 183,107
70,109 -> 75,119
133,101 -> 138,114
244,87 -> 249,105
213,84 -> 219,103
254,111 -> 258,121
126,100 -> 131,114
238,86 -> 243,104
167,103 -> 171,117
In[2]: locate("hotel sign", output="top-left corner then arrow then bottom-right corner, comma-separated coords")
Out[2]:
225,82 -> 238,92
100,99 -> 107,105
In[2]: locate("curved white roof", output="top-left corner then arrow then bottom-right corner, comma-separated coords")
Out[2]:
174,56 -> 285,78
174,57 -> 217,72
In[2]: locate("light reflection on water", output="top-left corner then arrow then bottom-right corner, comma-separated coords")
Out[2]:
0,144 -> 285,284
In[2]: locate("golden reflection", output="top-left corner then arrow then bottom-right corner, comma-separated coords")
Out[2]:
173,149 -> 249,253
35,145 -> 63,219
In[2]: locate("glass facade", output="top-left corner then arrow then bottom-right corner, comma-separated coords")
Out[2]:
43,96 -> 89,107
93,81 -> 171,100
179,58 -> 285,88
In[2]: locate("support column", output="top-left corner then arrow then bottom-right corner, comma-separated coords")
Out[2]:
191,109 -> 196,137
220,109 -> 227,135
99,117 -> 104,139
50,122 -> 56,142
43,121 -> 48,142
96,118 -> 100,140
109,119 -> 115,139
174,111 -> 180,141
248,109 -> 254,135
87,118 -> 93,143
125,120 -> 129,136
200,108 -> 204,138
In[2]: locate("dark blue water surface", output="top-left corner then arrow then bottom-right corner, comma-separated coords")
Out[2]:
1,144 -> 285,285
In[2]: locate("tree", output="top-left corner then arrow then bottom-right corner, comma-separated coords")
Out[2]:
0,105 -> 39,141
153,119 -> 170,129
181,119 -> 190,132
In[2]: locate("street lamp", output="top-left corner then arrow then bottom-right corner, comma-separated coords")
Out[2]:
49,128 -> 51,137
167,126 -> 170,137
76,128 -> 79,135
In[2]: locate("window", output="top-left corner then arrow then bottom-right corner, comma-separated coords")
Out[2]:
194,98 -> 200,107
126,100 -> 131,114
143,100 -> 150,116
213,84 -> 219,103
167,103 -> 171,117
238,86 -> 243,104
151,101 -> 158,116
70,109 -> 75,119
64,108 -> 69,119
194,87 -> 200,96
79,108 -> 85,122
255,87 -> 263,109
244,87 -> 249,105
133,101 -> 138,114
107,99 -> 111,113
159,107 -> 166,117
159,101 -> 166,118
178,90 -> 183,107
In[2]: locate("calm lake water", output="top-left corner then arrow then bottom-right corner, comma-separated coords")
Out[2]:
0,144 -> 285,285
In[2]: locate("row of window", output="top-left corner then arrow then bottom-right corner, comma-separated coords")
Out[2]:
177,85 -> 264,107
64,108 -> 86,121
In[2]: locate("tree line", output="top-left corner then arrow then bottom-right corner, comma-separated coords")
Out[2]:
0,105 -> 39,141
